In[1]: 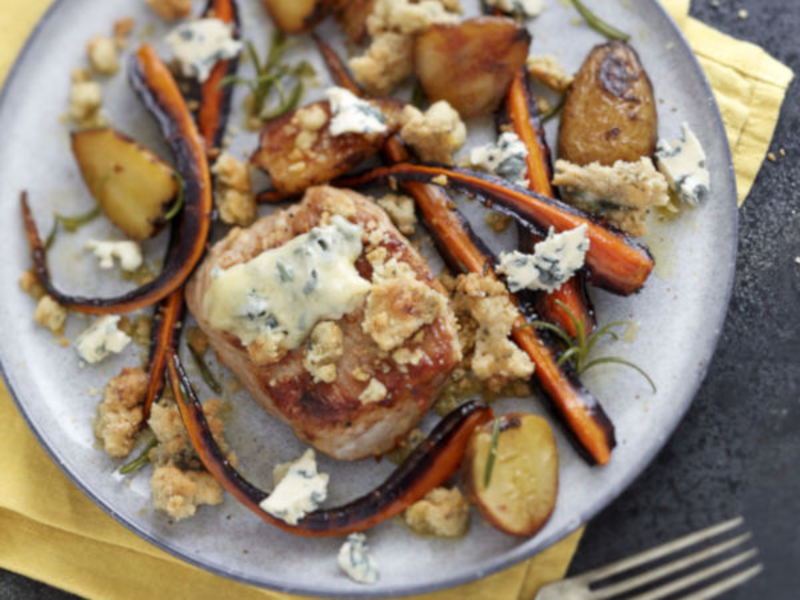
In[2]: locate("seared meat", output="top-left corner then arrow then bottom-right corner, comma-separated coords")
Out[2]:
185,187 -> 461,460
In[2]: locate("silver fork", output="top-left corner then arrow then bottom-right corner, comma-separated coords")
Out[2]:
536,517 -> 762,600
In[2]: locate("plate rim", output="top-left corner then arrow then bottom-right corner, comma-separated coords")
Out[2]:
0,0 -> 739,597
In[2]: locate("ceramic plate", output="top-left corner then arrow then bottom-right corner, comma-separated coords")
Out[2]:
0,0 -> 737,596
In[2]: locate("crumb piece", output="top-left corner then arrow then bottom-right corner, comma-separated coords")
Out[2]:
553,158 -> 669,237
186,326 -> 210,356
350,32 -> 415,96
146,0 -> 192,21
151,465 -> 223,520
403,487 -> 469,537
452,273 -> 534,389
367,0 -> 459,36
94,367 -> 148,459
118,315 -> 152,347
34,296 -> 68,335
526,54 -> 573,91
87,35 -> 120,75
351,366 -> 371,382
363,258 -> 448,351
68,70 -> 107,129
212,153 -> 257,226
20,270 -> 46,301
780,148 -> 787,157
114,17 -> 135,46
485,212 -> 512,233
359,378 -> 388,403
738,9 -> 748,19
392,346 -> 425,367
432,174 -> 449,186
768,152 -> 776,162
385,428 -> 426,464
376,193 -> 417,235
400,102 -> 467,165
304,321 -> 344,384
291,104 -> 328,152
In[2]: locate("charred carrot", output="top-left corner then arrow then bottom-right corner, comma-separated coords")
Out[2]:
143,290 -> 184,421
500,69 -> 596,335
22,45 -> 213,315
167,350 -> 492,536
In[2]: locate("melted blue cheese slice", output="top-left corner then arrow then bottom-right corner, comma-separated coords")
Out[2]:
260,449 -> 329,525
655,122 -> 710,206
75,316 -> 132,364
166,19 -> 242,83
469,132 -> 529,187
203,215 -> 371,355
497,225 -> 590,293
326,87 -> 388,136
338,533 -> 380,585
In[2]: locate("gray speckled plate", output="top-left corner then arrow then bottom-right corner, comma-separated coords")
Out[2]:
0,0 -> 737,596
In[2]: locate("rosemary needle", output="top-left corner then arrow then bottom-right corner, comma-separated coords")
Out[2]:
483,418 -> 502,489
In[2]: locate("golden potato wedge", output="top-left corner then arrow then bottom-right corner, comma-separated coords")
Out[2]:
463,414 -> 558,537
71,128 -> 178,241
558,41 -> 658,166
251,98 -> 404,194
263,0 -> 334,34
333,0 -> 376,43
414,17 -> 530,120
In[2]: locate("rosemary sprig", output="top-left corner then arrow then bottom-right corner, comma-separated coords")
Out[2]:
483,417 -> 501,489
163,172 -> 186,221
45,206 -> 102,250
519,300 -> 656,392
411,80 -> 427,109
188,344 -> 223,395
221,34 -> 314,123
541,91 -> 568,124
119,437 -> 158,474
571,0 -> 631,42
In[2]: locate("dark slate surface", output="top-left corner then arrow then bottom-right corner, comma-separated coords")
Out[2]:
1,0 -> 797,599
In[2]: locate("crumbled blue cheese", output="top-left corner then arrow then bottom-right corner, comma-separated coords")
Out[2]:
486,0 -> 545,18
166,19 -> 242,83
655,122 -> 710,206
259,449 -> 329,525
469,132 -> 529,187
75,316 -> 132,364
326,87 -> 388,136
338,533 -> 380,585
85,240 -> 143,272
203,215 -> 371,355
497,225 -> 590,293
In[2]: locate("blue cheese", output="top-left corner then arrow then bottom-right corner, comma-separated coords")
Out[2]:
469,132 -> 529,187
326,87 -> 388,136
85,240 -> 143,272
338,533 -> 380,585
497,225 -> 590,293
203,216 -> 371,361
259,449 -> 329,525
655,122 -> 710,206
486,0 -> 545,18
75,316 -> 132,364
166,19 -> 242,83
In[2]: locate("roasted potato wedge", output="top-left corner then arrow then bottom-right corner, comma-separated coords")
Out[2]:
463,414 -> 558,537
263,0 -> 334,34
251,99 -> 404,194
414,17 -> 530,120
71,128 -> 178,241
558,41 -> 658,166
333,0 -> 376,43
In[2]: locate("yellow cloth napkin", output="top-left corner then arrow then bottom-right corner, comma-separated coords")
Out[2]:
0,1 -> 792,599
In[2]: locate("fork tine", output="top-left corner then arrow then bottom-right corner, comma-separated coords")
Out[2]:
573,517 -> 745,584
627,548 -> 759,600
593,533 -> 752,598
679,563 -> 764,600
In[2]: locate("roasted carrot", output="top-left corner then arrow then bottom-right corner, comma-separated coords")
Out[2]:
500,69 -> 596,336
337,163 -> 654,297
21,45 -> 213,315
143,290 -> 185,421
196,0 -> 241,151
167,350 -> 492,536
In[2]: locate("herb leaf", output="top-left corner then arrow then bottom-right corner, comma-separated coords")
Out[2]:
571,0 -> 631,42
483,418 -> 502,489
188,344 -> 223,395
119,437 -> 158,474
163,172 -> 186,221
45,206 -> 102,250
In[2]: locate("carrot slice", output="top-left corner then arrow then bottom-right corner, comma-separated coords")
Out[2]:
167,351 -> 492,536
501,69 -> 596,336
21,45 -> 213,315
143,290 -> 185,421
